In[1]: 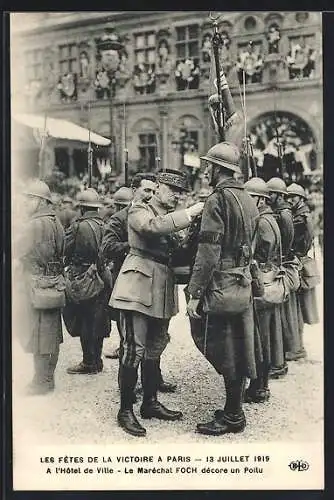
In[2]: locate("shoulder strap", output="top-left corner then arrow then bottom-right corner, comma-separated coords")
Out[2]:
85,219 -> 103,249
224,188 -> 254,255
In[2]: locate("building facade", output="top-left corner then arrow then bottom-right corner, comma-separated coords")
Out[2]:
11,11 -> 323,186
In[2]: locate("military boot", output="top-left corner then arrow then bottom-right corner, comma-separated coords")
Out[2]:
197,411 -> 246,436
157,357 -> 177,393
117,365 -> 146,437
140,359 -> 182,421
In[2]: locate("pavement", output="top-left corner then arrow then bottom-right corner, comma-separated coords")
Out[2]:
12,249 -> 323,445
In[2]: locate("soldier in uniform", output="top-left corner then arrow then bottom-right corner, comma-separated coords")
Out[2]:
187,142 -> 258,436
102,175 -> 176,392
244,177 -> 283,402
110,169 -> 204,437
102,186 -> 134,360
99,196 -> 116,221
56,195 -> 78,229
266,177 -> 295,378
14,179 -> 65,395
63,189 -> 112,374
286,183 -> 319,358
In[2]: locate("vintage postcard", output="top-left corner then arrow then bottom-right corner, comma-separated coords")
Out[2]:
10,11 -> 324,491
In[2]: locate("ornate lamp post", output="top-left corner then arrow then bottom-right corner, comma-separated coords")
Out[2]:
96,27 -> 125,177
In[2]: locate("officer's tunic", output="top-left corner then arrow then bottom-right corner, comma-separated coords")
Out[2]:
292,202 -> 319,327
253,205 -> 284,371
187,179 -> 259,380
14,207 -> 64,354
62,211 -> 111,345
110,195 -> 191,367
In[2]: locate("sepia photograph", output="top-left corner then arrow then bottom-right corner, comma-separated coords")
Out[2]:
10,10 -> 324,491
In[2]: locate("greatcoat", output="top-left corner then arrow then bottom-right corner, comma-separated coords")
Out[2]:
272,199 -> 300,354
187,178 -> 259,380
110,195 -> 190,319
14,207 -> 65,354
101,204 -> 131,283
292,201 -> 319,326
253,205 -> 284,370
62,211 -> 111,339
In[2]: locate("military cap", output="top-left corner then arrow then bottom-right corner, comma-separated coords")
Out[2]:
200,141 -> 241,174
157,169 -> 189,192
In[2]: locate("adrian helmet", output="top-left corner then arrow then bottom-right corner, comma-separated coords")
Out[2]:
287,183 -> 307,199
76,188 -> 103,208
244,177 -> 270,199
23,179 -> 53,203
113,186 -> 133,206
266,177 -> 288,195
200,141 -> 241,174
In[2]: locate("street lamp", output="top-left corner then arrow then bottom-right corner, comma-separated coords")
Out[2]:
96,27 -> 124,179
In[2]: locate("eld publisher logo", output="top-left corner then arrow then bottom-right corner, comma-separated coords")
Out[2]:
288,460 -> 310,471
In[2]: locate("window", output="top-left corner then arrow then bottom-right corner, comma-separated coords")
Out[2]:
175,24 -> 199,63
134,31 -> 156,65
138,133 -> 157,171
287,34 -> 316,79
236,41 -> 264,84
58,43 -> 78,74
25,49 -> 44,82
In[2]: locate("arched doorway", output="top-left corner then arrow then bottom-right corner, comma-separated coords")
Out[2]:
248,111 -> 317,182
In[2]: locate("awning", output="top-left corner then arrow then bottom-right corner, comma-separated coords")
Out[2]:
12,112 -> 111,146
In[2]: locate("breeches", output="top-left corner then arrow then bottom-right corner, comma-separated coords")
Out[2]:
119,311 -> 170,368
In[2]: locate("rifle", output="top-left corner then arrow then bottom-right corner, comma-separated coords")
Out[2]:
87,99 -> 93,187
208,12 -> 239,142
238,41 -> 257,181
123,101 -> 129,187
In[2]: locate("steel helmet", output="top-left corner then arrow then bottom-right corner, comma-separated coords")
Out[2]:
287,183 -> 307,199
62,195 -> 73,204
113,186 -> 133,206
266,177 -> 287,195
244,177 -> 270,199
76,188 -> 103,208
200,141 -> 241,174
23,179 -> 53,203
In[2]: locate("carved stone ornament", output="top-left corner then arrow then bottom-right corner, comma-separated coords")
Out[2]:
133,62 -> 156,95
156,38 -> 173,84
175,58 -> 200,90
57,73 -> 77,102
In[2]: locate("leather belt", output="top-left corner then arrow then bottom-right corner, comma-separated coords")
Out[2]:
129,248 -> 171,267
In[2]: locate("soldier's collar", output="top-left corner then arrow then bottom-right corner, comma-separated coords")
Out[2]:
215,178 -> 244,191
31,207 -> 56,219
80,211 -> 102,220
258,205 -> 273,215
149,195 -> 168,214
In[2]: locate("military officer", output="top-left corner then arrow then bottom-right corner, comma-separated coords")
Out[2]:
187,142 -> 259,436
244,177 -> 283,403
63,189 -> 112,374
14,179 -> 65,395
286,183 -> 319,358
266,177 -> 296,378
110,169 -> 204,437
